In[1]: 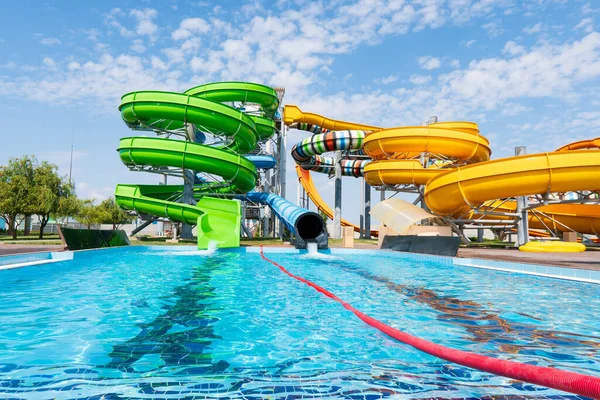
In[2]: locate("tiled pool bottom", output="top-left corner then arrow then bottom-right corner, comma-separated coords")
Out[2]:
0,246 -> 598,399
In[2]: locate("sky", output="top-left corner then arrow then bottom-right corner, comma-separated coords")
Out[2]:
1,0 -> 599,226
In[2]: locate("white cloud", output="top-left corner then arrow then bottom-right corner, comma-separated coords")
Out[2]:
172,17 -> 210,40
374,74 -> 397,84
501,102 -> 532,116
130,39 -> 146,53
418,56 -> 441,70
288,32 -> 600,133
465,39 -> 476,47
482,20 -> 505,37
130,8 -> 158,37
42,57 -> 56,69
39,37 -> 61,46
440,32 -> 600,110
523,22 -> 544,34
1,1 -> 595,124
151,56 -> 168,70
502,41 -> 525,56
67,61 -> 81,71
575,18 -> 594,33
104,8 -> 134,38
409,74 -> 431,85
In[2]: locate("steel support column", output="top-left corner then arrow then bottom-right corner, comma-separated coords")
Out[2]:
333,150 -> 342,239
515,146 -> 529,247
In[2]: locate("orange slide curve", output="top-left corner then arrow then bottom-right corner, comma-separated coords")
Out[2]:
286,105 -> 600,237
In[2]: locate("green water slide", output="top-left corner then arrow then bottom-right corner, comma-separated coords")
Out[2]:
114,82 -> 279,248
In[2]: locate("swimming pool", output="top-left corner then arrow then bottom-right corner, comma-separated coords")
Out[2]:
0,246 -> 598,399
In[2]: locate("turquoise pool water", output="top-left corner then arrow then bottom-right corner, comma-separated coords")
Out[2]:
0,247 -> 598,399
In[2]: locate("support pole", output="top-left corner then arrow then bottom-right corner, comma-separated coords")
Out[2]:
131,217 -> 157,236
297,176 -> 302,206
364,178 -> 371,239
360,178 -> 365,239
156,174 -> 167,236
515,146 -> 529,247
279,124 -> 287,239
181,123 -> 196,239
333,150 -> 342,239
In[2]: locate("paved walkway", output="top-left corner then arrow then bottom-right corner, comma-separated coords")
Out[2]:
457,248 -> 600,270
0,244 -> 63,256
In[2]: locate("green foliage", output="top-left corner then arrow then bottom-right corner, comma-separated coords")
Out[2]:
0,156 -> 37,239
0,156 -> 79,239
31,161 -> 76,238
97,197 -> 134,229
76,200 -> 105,229
0,155 -> 133,238
75,197 -> 133,230
53,192 -> 81,225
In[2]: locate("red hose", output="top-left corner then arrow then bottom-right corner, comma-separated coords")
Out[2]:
259,246 -> 600,398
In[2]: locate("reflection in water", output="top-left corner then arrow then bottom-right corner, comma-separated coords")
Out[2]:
105,257 -> 228,373
339,264 -> 600,355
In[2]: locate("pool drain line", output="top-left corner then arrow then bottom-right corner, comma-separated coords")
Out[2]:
259,246 -> 600,398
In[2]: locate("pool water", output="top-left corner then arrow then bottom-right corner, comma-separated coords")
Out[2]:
0,247 -> 598,399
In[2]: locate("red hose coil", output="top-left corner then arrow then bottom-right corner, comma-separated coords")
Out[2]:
259,246 -> 600,398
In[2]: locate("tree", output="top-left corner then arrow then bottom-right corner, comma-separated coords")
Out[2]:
98,197 -> 134,229
0,156 -> 36,239
53,192 -> 81,225
31,162 -> 75,239
76,200 -> 105,229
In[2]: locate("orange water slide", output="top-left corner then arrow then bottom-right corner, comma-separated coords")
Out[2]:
286,105 -> 600,236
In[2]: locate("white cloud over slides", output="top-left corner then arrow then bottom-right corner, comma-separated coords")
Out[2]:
0,0 -> 599,133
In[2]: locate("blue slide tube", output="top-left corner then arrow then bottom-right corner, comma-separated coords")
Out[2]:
245,192 -> 328,249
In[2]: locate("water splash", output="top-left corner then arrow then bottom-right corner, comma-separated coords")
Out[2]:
307,242 -> 318,256
151,241 -> 220,256
302,242 -> 339,260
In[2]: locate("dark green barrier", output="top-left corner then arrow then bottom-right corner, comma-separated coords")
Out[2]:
381,235 -> 460,256
59,227 -> 130,251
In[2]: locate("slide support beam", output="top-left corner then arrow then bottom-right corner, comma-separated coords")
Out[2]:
333,150 -> 342,239
364,178 -> 371,239
181,123 -> 196,239
514,146 -> 529,247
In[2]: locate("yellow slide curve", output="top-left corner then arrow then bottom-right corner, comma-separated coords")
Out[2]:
286,106 -> 600,237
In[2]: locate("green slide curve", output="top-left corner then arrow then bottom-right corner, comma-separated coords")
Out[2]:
114,82 -> 279,248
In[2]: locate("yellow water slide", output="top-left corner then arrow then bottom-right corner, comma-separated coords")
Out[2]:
285,106 -> 600,236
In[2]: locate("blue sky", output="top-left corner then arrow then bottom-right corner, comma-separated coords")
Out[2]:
1,0 -> 599,225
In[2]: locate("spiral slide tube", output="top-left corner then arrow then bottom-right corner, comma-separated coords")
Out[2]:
259,247 -> 600,398
115,82 -> 322,249
286,116 -> 377,236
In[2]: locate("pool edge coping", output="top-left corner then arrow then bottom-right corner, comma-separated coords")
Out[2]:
0,245 -> 598,284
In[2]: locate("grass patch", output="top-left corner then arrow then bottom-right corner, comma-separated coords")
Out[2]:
0,234 -> 61,241
1,239 -> 63,245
